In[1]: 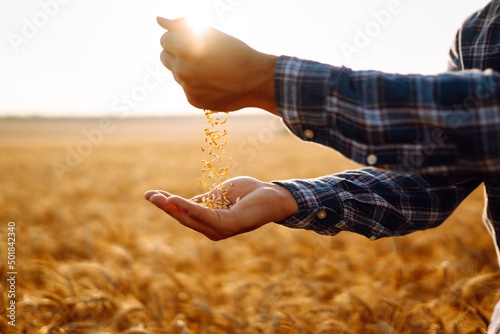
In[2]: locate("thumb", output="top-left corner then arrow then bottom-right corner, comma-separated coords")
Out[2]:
157,17 -> 190,32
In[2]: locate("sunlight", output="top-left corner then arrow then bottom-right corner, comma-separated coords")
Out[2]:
186,15 -> 210,35
0,0 -> 492,117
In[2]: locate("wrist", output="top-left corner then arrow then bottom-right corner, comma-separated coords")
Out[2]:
246,53 -> 279,115
266,182 -> 299,221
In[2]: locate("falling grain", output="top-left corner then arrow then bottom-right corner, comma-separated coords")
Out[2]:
199,110 -> 234,210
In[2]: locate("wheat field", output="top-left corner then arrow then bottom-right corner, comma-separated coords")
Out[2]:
0,115 -> 499,334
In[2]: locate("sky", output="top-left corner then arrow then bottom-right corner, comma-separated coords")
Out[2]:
0,0 -> 492,117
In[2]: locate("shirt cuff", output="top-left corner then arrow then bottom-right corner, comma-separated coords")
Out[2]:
274,55 -> 339,147
271,178 -> 347,236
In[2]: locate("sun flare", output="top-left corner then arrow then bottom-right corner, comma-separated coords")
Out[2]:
186,15 -> 210,34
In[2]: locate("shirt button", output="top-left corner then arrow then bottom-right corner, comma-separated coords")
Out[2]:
317,210 -> 327,219
366,154 -> 378,165
304,129 -> 315,139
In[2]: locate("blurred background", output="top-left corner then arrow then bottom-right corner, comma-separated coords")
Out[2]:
0,0 -> 491,117
1,1 -> 499,333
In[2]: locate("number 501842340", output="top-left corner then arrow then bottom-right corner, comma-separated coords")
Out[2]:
7,222 -> 15,271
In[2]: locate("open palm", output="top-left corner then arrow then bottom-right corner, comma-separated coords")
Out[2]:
144,177 -> 298,240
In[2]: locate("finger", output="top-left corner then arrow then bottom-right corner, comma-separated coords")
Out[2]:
160,31 -> 187,54
160,50 -> 176,71
149,194 -> 191,222
174,196 -> 244,239
144,190 -> 173,200
155,190 -> 174,197
157,17 -> 172,30
157,17 -> 190,32
167,195 -> 218,224
149,194 -> 222,240
144,190 -> 161,200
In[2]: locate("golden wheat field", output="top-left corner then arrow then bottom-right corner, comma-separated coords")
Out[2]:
0,114 -> 499,334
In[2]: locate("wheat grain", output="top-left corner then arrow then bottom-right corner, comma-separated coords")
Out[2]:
198,110 -> 234,210
7,119 -> 496,333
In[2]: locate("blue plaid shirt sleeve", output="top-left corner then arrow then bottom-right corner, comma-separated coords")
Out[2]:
272,170 -> 480,239
272,2 -> 500,330
275,56 -> 500,179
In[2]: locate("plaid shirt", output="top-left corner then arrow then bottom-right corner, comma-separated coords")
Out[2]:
273,3 -> 500,260
273,3 -> 500,330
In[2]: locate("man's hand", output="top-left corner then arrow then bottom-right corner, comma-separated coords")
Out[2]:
157,17 -> 279,114
144,177 -> 298,240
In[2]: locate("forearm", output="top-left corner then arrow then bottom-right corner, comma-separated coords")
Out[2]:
243,53 -> 279,114
274,56 -> 500,178
272,169 -> 481,240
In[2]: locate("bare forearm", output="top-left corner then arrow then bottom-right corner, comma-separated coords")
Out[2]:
242,53 -> 279,115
